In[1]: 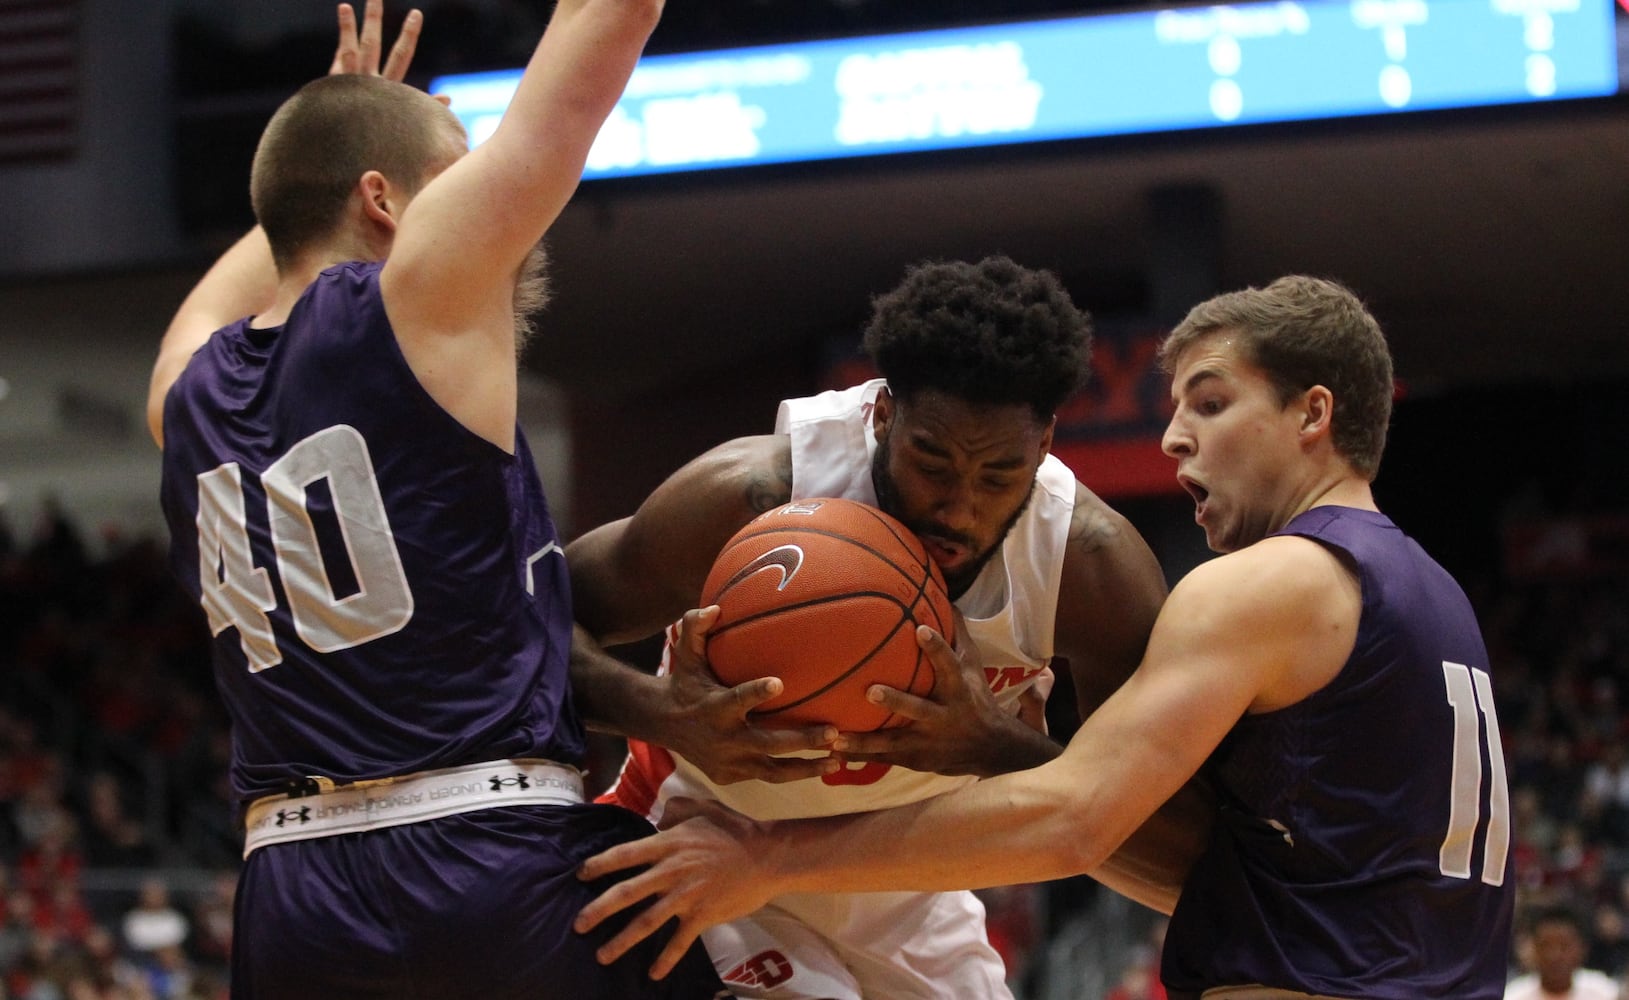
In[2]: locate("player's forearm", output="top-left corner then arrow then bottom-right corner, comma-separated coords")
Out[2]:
568,624 -> 671,739
487,0 -> 660,186
767,757 -> 1114,896
171,227 -> 278,334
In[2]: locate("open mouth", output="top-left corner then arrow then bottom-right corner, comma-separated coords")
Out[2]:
1178,475 -> 1210,519
920,535 -> 970,567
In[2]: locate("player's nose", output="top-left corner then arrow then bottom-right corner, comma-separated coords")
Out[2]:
931,485 -> 977,534
1161,415 -> 1193,458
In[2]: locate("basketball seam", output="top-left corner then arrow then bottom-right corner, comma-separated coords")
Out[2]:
752,614 -> 915,715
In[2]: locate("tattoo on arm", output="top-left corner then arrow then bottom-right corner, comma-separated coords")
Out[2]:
746,450 -> 794,514
1069,500 -> 1118,555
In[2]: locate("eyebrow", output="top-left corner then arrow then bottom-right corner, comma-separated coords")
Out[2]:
908,433 -> 1029,470
1175,368 -> 1225,401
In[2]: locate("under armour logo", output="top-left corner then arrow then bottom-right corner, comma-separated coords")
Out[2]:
722,950 -> 794,988
489,774 -> 531,792
275,806 -> 311,827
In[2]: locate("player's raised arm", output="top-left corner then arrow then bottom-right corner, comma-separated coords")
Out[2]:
380,0 -> 659,445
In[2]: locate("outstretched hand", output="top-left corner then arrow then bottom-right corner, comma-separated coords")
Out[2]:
576,797 -> 777,981
656,607 -> 840,785
330,0 -> 424,80
829,622 -> 1060,778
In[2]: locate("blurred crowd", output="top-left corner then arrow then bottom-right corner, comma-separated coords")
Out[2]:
3,480 -> 1626,997
1,503 -> 235,1000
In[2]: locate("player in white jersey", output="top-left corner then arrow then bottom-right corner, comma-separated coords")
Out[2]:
568,256 -> 1204,998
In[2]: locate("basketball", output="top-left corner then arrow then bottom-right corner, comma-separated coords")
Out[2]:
700,497 -> 956,732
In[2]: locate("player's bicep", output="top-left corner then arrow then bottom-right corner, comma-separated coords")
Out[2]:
381,145 -> 560,326
568,438 -> 783,644
1053,487 -> 1168,717
147,347 -> 192,447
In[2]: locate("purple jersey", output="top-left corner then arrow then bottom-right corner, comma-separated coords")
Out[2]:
160,262 -> 583,803
1162,507 -> 1514,999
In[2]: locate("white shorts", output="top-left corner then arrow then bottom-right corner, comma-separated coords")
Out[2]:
702,887 -> 1013,1000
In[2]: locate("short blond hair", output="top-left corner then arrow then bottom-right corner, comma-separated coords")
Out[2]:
250,75 -> 458,270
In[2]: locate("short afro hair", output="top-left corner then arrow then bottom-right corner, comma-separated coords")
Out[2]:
863,255 -> 1091,421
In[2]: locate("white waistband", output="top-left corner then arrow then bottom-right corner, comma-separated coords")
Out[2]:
243,758 -> 583,858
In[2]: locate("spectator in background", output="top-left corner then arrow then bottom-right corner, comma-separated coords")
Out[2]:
0,891 -> 34,973
1591,904 -> 1629,985
1105,947 -> 1167,1000
119,880 -> 186,957
1106,918 -> 1170,1000
1507,906 -> 1621,1000
5,929 -> 72,1000
32,883 -> 91,948
184,876 -> 233,975
138,944 -> 194,1000
75,775 -> 154,871
13,817 -> 80,908
76,924 -> 147,998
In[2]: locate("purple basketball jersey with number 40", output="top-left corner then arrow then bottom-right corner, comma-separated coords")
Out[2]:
159,261 -> 583,806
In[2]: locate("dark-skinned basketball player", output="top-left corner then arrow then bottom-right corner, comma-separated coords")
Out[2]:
569,255 -> 1210,999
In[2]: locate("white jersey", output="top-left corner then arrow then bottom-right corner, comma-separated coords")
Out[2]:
600,379 -> 1077,999
1503,970 -> 1622,1000
605,379 -> 1077,821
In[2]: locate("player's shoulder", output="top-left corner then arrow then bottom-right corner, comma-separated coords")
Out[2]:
1062,480 -> 1151,565
681,433 -> 789,484
660,433 -> 792,522
1169,535 -> 1351,628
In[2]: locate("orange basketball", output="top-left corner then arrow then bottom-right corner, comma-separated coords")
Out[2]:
700,497 -> 956,732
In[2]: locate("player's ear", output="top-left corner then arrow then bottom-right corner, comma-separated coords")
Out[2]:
1299,385 -> 1334,444
871,384 -> 894,444
358,171 -> 399,225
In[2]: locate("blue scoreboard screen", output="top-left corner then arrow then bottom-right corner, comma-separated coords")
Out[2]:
431,0 -> 1624,179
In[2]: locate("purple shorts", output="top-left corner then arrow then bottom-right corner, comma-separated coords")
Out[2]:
231,801 -> 727,999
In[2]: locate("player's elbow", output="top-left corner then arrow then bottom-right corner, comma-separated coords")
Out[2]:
565,0 -> 663,36
145,369 -> 174,450
1054,814 -> 1121,879
606,0 -> 664,27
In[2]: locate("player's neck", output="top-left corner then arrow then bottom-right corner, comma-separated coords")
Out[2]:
253,246 -> 380,329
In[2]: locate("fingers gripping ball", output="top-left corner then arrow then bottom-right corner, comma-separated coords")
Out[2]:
701,498 -> 956,732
